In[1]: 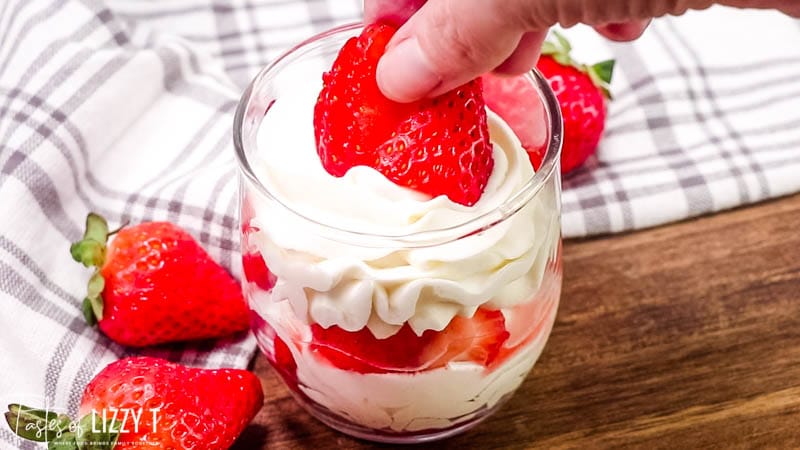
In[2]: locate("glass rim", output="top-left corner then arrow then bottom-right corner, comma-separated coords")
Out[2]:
233,22 -> 563,247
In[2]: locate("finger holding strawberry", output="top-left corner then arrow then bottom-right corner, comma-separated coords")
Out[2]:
70,213 -> 250,347
314,23 -> 494,207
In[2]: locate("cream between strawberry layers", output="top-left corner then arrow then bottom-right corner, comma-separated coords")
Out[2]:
250,294 -> 559,432
248,82 -> 560,338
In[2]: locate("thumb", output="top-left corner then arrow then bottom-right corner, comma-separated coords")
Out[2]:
376,0 -> 529,102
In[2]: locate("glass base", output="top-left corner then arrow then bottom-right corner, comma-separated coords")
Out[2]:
291,386 -> 512,444
251,263 -> 561,444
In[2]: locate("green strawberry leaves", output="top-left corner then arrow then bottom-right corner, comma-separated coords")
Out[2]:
591,60 -> 615,85
588,60 -> 615,99
71,213 -> 109,325
70,213 -> 126,326
553,30 -> 572,54
82,272 -> 106,326
540,30 -> 615,99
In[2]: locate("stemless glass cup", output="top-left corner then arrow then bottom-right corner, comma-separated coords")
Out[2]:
234,23 -> 563,444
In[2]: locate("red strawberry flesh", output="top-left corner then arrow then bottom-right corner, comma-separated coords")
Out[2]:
314,23 -> 494,206
97,222 -> 250,347
536,55 -> 606,174
310,308 -> 509,374
242,252 -> 276,291
310,322 -> 436,373
78,357 -> 263,450
482,73 -> 549,170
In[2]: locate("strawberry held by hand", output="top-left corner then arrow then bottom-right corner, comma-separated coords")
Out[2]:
537,31 -> 614,174
314,23 -> 494,207
5,357 -> 263,450
70,213 -> 249,347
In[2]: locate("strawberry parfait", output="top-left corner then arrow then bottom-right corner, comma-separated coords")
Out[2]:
234,23 -> 563,443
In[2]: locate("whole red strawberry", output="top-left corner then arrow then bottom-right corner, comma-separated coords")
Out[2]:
314,23 -> 494,207
70,213 -> 249,347
5,357 -> 263,450
482,73 -> 549,170
536,32 -> 614,174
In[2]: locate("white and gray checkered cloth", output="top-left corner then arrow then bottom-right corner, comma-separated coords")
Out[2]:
1,1 -> 799,448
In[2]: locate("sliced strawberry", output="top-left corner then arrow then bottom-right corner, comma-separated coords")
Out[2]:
274,335 -> 296,372
422,308 -> 510,368
310,308 -> 509,374
493,299 -> 558,368
273,335 -> 300,392
374,79 -> 494,206
503,300 -> 549,351
495,244 -> 563,366
310,323 -> 435,373
252,313 -> 300,391
314,23 -> 494,206
482,73 -> 549,170
242,252 -> 276,291
314,24 -> 399,176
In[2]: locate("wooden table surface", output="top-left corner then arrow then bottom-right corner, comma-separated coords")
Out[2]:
236,193 -> 800,449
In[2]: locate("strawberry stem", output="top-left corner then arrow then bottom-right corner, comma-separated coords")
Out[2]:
70,213 -> 118,325
107,221 -> 129,237
4,403 -> 72,442
85,271 -> 105,323
82,297 -> 98,326
70,213 -> 109,268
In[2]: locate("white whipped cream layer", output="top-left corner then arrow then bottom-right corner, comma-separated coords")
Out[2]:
299,327 -> 551,432
249,85 -> 559,336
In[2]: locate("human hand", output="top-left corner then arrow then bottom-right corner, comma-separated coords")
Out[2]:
365,0 -> 800,102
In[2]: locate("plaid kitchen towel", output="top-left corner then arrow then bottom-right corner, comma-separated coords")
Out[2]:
1,0 -> 799,448
560,9 -> 800,237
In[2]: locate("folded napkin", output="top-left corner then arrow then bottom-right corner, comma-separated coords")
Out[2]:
1,1 -> 799,447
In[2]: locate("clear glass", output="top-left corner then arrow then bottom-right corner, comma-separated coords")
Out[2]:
234,23 -> 564,444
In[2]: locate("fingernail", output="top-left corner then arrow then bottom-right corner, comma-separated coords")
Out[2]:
376,37 -> 441,102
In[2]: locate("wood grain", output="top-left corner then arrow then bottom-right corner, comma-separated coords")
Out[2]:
235,193 -> 800,449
